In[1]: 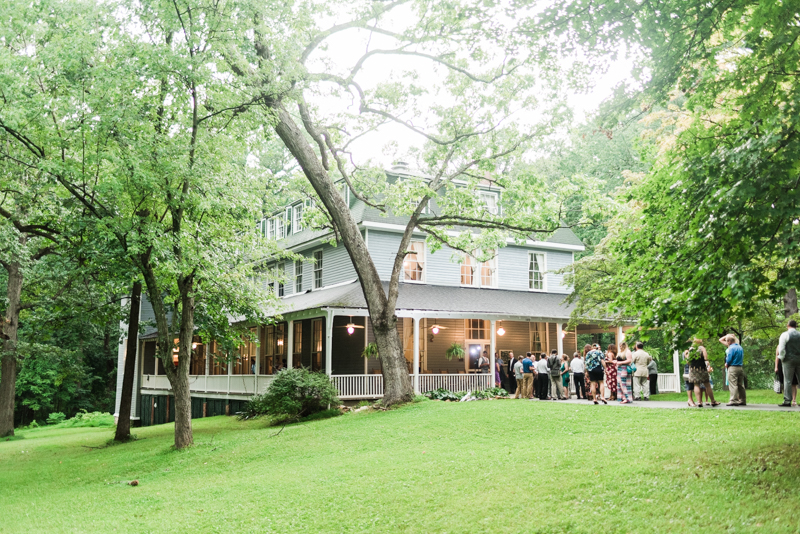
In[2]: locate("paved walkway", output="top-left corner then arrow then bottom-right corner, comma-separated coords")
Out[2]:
536,398 -> 800,412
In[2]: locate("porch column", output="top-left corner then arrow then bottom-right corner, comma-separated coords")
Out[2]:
673,349 -> 680,375
255,325 -> 260,393
615,325 -> 625,348
556,322 -> 564,356
204,342 -> 209,392
412,316 -> 420,394
490,320 -> 496,389
287,319 -> 294,370
325,310 -> 333,376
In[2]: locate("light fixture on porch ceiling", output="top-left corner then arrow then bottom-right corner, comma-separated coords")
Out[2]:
496,321 -> 505,336
337,317 -> 365,335
561,324 -> 567,339
429,324 -> 448,335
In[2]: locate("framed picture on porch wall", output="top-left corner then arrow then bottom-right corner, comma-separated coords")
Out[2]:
499,350 -> 512,363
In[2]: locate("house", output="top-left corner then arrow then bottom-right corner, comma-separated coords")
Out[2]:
115,164 -> 681,426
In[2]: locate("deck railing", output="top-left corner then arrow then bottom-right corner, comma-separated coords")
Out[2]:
141,371 -> 681,399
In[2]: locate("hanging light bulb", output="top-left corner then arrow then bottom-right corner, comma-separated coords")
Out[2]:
192,342 -> 198,350
347,325 -> 355,335
432,326 -> 440,335
497,326 -> 505,336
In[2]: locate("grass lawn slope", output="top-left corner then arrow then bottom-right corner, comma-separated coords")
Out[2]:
1,395 -> 799,533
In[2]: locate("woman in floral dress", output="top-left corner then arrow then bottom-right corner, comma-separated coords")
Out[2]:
616,342 -> 634,403
605,344 -> 618,401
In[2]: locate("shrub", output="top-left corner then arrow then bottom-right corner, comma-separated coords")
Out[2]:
240,367 -> 339,420
47,412 -> 66,425
423,388 -> 461,401
59,411 -> 114,428
423,387 -> 509,401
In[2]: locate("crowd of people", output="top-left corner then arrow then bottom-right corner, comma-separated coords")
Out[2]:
496,342 -> 659,404
491,319 -> 800,408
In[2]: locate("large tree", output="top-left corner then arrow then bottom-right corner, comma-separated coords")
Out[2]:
222,0 -> 603,404
552,1 -> 800,339
0,0 -> 281,447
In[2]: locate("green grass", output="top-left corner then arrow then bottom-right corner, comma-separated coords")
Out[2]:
2,396 -> 800,533
652,388 -> 785,405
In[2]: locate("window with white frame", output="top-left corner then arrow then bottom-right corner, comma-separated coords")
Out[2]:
403,241 -> 425,282
292,203 -> 303,233
267,218 -> 275,240
530,322 -> 547,353
479,191 -> 499,215
295,259 -> 303,293
275,216 -> 285,239
529,252 -> 546,291
466,319 -> 489,339
284,207 -> 292,236
277,263 -> 285,297
460,255 -> 476,286
313,250 -> 323,289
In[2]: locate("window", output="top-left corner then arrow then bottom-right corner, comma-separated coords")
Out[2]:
189,339 -> 205,375
285,206 -> 292,236
530,322 -> 547,353
292,203 -> 303,233
480,254 -> 497,288
479,191 -> 499,215
293,321 -> 303,368
466,319 -> 489,339
311,318 -> 323,371
275,216 -> 285,239
234,328 -> 257,375
267,218 -> 275,240
529,252 -> 546,291
277,262 -> 285,297
403,241 -> 425,282
209,340 -> 228,375
295,259 -> 303,293
313,250 -> 323,289
460,255 -> 476,286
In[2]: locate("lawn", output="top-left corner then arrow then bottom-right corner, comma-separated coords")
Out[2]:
2,395 -> 799,534
652,388 -> 786,405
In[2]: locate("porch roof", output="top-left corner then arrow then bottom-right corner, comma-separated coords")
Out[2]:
272,280 -> 575,321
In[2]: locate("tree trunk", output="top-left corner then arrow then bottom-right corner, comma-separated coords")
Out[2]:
114,280 -> 142,442
272,104 -> 413,405
0,261 -> 23,437
784,288 -> 798,318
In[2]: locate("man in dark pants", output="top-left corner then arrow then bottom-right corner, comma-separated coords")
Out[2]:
571,353 -> 585,399
506,354 -> 517,394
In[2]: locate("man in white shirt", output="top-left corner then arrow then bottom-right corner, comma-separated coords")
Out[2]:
570,353 -> 585,399
512,353 -> 525,399
631,342 -> 653,400
776,319 -> 800,407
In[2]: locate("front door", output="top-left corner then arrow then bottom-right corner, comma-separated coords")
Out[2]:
466,340 -> 485,372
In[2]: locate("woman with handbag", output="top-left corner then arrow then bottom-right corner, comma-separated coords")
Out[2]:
605,344 -> 618,401
615,342 -> 634,404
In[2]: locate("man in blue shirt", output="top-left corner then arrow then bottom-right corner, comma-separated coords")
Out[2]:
521,352 -> 536,399
720,334 -> 746,406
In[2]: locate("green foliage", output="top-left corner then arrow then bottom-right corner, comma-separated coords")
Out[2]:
46,413 -> 66,425
423,387 -> 508,401
56,411 -> 114,428
361,342 -> 379,359
424,388 -> 462,401
444,342 -> 465,361
239,368 -> 339,420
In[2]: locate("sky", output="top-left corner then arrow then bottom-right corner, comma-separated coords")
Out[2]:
301,2 -> 639,169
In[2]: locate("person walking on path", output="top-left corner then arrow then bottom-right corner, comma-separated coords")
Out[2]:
604,344 -> 618,401
585,344 -> 607,405
615,343 -> 633,404
720,334 -> 746,406
776,319 -> 800,407
571,352 -> 585,400
548,349 -> 566,400
561,354 -> 571,399
631,342 -> 653,401
686,339 -> 719,407
648,358 -> 659,396
521,352 -> 535,399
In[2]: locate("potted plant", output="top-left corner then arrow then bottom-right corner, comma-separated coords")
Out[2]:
445,342 -> 465,361
361,342 -> 379,359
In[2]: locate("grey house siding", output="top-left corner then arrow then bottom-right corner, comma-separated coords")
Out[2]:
496,321 -> 531,359
422,243 -> 461,287
294,242 -> 356,290
498,246 -> 572,294
365,230 -> 398,280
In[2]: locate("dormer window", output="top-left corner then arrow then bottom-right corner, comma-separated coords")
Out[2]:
275,216 -> 285,239
267,218 -> 275,239
479,191 -> 499,215
292,203 -> 303,233
403,241 -> 425,282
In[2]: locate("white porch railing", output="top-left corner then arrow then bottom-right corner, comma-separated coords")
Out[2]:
141,374 -> 275,396
418,373 -> 492,394
657,373 -> 680,393
331,374 -> 385,399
